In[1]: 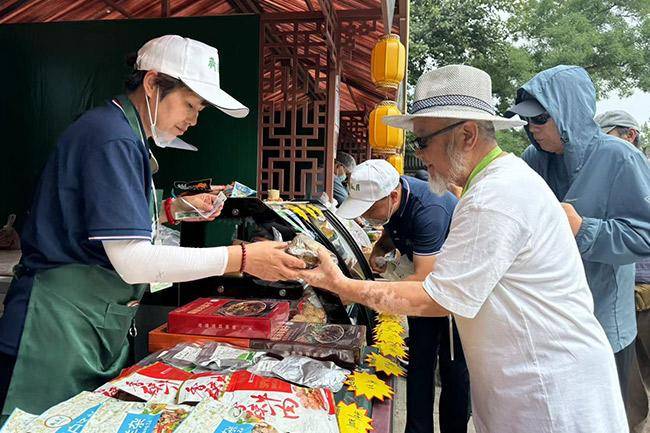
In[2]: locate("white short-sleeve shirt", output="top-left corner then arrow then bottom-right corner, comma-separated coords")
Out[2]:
423,154 -> 627,433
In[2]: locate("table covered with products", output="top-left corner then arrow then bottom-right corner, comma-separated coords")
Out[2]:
1,197 -> 407,433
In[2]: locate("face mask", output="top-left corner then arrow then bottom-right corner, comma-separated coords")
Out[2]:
336,173 -> 347,182
365,197 -> 394,226
145,88 -> 197,151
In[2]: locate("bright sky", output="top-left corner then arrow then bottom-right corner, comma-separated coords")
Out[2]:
596,91 -> 650,126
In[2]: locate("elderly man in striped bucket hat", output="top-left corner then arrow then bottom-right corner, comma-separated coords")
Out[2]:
299,64 -> 628,433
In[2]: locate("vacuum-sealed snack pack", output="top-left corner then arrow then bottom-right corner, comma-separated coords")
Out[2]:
194,342 -> 267,372
82,400 -> 192,433
112,363 -> 193,403
176,372 -> 231,404
176,371 -> 338,433
26,392 -> 109,433
0,409 -> 36,433
285,234 -> 337,269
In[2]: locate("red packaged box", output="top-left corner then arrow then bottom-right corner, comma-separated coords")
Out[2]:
167,298 -> 290,339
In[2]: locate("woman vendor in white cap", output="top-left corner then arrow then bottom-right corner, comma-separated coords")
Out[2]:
0,35 -> 305,417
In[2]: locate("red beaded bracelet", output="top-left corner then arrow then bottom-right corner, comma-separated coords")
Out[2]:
240,243 -> 247,274
164,198 -> 178,225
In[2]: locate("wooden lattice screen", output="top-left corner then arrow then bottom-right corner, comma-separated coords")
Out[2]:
338,110 -> 371,164
257,18 -> 334,200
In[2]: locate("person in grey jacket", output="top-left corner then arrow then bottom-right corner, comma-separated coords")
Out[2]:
507,65 -> 650,419
333,152 -> 356,206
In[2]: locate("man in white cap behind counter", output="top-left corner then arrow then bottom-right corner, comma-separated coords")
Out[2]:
300,64 -> 628,432
338,160 -> 469,433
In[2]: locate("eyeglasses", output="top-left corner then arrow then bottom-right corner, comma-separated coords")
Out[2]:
523,112 -> 551,126
411,121 -> 466,151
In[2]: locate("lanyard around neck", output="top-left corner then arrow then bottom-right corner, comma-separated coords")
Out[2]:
113,94 -> 146,146
461,146 -> 504,197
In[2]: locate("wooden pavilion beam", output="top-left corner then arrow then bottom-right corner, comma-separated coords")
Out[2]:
101,0 -> 131,18
262,9 -> 395,22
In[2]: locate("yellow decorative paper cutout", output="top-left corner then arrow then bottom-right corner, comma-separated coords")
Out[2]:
366,353 -> 406,377
374,341 -> 408,359
377,313 -> 401,323
337,401 -> 374,433
374,331 -> 405,346
374,321 -> 405,336
345,371 -> 394,401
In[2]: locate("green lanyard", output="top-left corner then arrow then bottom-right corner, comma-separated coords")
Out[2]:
112,95 -> 160,240
461,146 -> 504,197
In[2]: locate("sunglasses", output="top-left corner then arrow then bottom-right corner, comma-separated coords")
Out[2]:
411,121 -> 466,151
523,112 -> 551,126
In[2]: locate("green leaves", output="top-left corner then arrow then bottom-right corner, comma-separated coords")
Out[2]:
409,0 -> 650,107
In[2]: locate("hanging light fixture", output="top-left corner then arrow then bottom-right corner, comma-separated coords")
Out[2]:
386,153 -> 404,175
371,34 -> 406,90
369,100 -> 404,151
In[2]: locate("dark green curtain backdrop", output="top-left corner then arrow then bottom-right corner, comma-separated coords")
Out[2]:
0,15 -> 259,246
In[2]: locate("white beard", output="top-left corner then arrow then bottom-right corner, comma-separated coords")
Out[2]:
427,138 -> 469,196
428,172 -> 449,196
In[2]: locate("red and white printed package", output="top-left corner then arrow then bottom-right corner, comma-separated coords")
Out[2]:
176,372 -> 230,404
167,298 -> 290,339
219,371 -> 339,433
111,363 -> 193,403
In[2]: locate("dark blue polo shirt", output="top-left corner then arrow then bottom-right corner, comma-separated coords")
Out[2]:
383,176 -> 457,260
0,99 -> 153,355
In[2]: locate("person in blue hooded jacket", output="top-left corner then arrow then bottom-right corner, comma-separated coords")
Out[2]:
507,65 -> 650,416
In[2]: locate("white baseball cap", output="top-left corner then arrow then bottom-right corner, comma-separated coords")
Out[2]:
136,35 -> 249,118
337,159 -> 400,219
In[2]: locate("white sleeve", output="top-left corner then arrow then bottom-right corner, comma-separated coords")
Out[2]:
423,206 -> 530,318
102,240 -> 229,284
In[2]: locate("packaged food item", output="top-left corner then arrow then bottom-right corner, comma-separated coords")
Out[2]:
285,234 -> 337,269
113,362 -> 193,403
270,356 -> 350,392
167,298 -> 290,339
194,342 -> 267,372
217,371 -> 339,433
0,409 -> 36,433
250,322 -> 366,366
176,372 -> 231,404
148,324 -> 250,354
174,192 -> 227,221
292,287 -> 327,323
172,178 -> 212,195
82,400 -> 191,433
175,372 -> 338,433
95,364 -> 143,398
27,392 -> 109,433
171,399 -> 230,433
156,343 -> 204,369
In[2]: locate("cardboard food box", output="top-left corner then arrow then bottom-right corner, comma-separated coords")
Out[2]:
250,322 -> 366,365
148,324 -> 250,353
167,298 -> 290,339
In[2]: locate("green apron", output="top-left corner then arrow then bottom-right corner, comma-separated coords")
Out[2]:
2,95 -> 154,417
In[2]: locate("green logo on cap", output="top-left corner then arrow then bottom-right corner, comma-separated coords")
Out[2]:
208,57 -> 217,72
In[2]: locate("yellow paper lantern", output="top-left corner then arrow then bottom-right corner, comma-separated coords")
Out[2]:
369,101 -> 405,151
371,34 -> 406,89
386,153 -> 404,175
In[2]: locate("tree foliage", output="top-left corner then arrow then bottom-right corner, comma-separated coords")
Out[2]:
404,0 -> 649,165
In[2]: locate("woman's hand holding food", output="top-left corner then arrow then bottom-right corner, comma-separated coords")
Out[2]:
244,241 -> 307,281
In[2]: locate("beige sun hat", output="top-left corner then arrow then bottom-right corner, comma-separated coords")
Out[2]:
383,65 -> 525,131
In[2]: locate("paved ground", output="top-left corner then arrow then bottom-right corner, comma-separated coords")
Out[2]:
391,374 -> 649,433
392,376 -> 477,433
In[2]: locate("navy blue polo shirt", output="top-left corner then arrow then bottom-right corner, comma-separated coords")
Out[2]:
383,176 -> 457,260
0,98 -> 153,355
